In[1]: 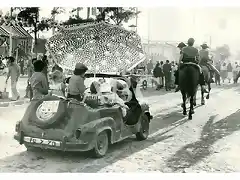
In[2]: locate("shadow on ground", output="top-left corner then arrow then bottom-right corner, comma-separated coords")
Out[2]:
166,109 -> 240,172
0,109 -> 191,172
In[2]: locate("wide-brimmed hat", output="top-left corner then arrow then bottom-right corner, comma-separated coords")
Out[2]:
75,63 -> 88,70
201,43 -> 209,49
74,63 -> 88,75
177,42 -> 186,48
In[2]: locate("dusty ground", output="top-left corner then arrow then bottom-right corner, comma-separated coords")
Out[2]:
0,78 -> 240,172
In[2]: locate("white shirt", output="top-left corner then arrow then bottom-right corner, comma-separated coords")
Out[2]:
221,64 -> 227,71
233,64 -> 239,72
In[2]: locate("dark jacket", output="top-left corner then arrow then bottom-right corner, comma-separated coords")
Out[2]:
153,65 -> 163,78
227,63 -> 232,72
163,63 -> 172,74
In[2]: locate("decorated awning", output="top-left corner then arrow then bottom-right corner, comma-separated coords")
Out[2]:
46,22 -> 146,73
0,24 -> 32,39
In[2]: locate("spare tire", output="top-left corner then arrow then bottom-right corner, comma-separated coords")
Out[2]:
29,95 -> 67,129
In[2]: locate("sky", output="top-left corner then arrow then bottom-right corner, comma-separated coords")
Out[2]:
1,7 -> 240,54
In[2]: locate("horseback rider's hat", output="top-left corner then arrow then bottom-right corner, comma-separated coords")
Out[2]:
200,43 -> 209,49
177,42 -> 186,48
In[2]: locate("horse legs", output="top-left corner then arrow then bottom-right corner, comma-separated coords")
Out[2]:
181,92 -> 187,115
206,83 -> 211,99
193,89 -> 197,106
201,88 -> 205,105
189,95 -> 194,120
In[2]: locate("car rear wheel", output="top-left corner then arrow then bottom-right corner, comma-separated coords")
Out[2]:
92,131 -> 109,158
136,114 -> 149,141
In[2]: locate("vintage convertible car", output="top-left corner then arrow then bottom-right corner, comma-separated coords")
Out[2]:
14,73 -> 152,158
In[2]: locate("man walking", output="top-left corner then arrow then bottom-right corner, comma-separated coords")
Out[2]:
5,56 -> 20,101
163,60 -> 172,91
160,61 -> 164,87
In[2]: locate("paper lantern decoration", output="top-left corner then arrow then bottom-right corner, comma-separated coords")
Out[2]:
46,22 -> 145,73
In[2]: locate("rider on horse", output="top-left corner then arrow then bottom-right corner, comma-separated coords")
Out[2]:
175,38 -> 208,93
199,43 -> 220,83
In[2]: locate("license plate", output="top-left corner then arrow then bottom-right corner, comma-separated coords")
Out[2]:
41,101 -> 60,113
24,137 -> 61,147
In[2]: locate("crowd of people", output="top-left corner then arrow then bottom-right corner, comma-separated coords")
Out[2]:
151,60 -> 178,91
4,56 -> 136,116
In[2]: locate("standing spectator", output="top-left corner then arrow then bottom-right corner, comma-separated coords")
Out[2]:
159,61 -> 164,87
147,60 -> 153,75
215,61 -> 221,85
19,58 -> 24,75
171,61 -> 177,88
5,56 -> 20,101
227,62 -> 233,83
233,62 -> 239,84
25,58 -> 37,99
163,60 -> 172,91
153,62 -> 163,90
221,62 -> 227,83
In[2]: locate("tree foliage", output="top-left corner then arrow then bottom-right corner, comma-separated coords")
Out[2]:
63,7 -> 140,26
96,7 -> 140,25
62,17 -> 95,25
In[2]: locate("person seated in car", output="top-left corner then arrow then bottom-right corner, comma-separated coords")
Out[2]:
30,60 -> 49,99
89,80 -> 129,116
114,79 -> 132,102
67,63 -> 88,101
49,70 -> 66,98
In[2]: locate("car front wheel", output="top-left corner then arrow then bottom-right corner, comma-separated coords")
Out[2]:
136,114 -> 150,141
92,131 -> 109,158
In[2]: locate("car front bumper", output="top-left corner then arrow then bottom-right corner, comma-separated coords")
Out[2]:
14,132 -> 94,152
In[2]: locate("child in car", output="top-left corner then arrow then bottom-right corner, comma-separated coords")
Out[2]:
49,70 -> 66,98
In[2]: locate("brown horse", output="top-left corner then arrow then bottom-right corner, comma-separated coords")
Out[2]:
179,64 -> 200,120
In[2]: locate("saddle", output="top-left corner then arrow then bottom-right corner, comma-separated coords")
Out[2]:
180,62 -> 202,74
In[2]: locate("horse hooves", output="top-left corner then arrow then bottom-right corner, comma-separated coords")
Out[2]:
206,95 -> 209,99
201,102 -> 205,105
183,111 -> 187,115
188,116 -> 192,120
192,110 -> 195,114
193,103 -> 196,106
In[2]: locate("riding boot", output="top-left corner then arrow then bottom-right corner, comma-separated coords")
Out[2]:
210,72 -> 214,83
199,72 -> 209,93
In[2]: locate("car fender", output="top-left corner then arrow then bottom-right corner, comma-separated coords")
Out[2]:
140,103 -> 152,121
80,117 -> 116,143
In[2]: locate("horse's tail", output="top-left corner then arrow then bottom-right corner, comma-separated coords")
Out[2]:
179,65 -> 199,97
